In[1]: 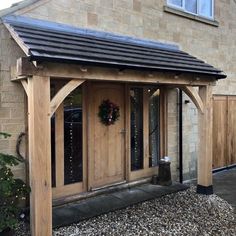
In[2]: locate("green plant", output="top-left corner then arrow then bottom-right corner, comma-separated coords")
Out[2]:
0,132 -> 30,232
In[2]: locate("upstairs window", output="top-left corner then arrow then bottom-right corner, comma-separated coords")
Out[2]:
167,0 -> 214,19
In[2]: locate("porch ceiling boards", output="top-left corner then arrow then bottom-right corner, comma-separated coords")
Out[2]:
3,15 -> 226,79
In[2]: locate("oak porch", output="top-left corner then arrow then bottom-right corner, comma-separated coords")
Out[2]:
15,57 -> 215,236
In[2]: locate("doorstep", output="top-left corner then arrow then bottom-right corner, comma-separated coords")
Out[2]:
52,182 -> 189,228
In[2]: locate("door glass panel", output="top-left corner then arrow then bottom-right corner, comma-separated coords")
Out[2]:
64,87 -> 83,185
185,0 -> 197,14
130,88 -> 143,171
148,89 -> 160,167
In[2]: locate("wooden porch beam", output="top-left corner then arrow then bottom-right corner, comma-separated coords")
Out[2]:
181,86 -> 204,114
28,76 -> 52,236
197,85 -> 213,195
15,57 -> 216,86
50,79 -> 85,117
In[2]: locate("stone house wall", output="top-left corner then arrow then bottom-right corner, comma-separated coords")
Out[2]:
0,24 -> 26,179
0,0 -> 235,181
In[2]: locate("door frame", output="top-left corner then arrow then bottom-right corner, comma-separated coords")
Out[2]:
52,82 -> 88,199
126,84 -> 167,182
51,81 -> 168,199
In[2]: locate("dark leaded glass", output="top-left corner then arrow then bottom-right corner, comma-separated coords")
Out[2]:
149,88 -> 160,167
130,88 -> 143,171
64,87 -> 83,185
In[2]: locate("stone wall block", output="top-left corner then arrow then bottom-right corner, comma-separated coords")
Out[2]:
87,12 -> 98,26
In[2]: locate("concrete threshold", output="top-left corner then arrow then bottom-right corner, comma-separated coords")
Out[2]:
53,182 -> 189,228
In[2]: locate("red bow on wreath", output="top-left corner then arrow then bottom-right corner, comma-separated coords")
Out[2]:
98,99 -> 120,125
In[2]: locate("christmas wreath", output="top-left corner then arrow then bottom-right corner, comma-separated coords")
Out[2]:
98,99 -> 120,125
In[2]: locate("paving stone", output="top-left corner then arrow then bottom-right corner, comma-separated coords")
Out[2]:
136,182 -> 188,198
52,183 -> 188,228
79,194 -> 124,215
110,187 -> 154,205
136,184 -> 171,197
53,206 -> 79,227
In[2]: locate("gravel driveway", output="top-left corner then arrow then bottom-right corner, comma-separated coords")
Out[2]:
52,187 -> 236,236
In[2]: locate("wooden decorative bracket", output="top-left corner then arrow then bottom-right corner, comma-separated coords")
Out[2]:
21,80 -> 29,96
50,79 -> 85,117
181,86 -> 204,114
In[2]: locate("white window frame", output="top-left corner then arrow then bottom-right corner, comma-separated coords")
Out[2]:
167,0 -> 214,20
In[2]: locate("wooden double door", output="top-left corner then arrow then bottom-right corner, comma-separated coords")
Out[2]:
88,83 -> 126,190
213,95 -> 236,169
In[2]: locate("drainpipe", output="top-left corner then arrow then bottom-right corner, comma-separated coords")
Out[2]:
178,89 -> 183,183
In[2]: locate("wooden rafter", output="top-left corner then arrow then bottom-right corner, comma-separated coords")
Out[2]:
50,79 -> 85,117
181,86 -> 204,114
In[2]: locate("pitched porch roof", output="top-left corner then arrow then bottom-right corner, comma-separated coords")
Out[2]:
2,15 -> 226,79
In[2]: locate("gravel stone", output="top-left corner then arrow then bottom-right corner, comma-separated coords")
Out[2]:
16,186 -> 236,235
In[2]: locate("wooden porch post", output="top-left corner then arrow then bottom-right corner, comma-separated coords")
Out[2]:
28,76 -> 52,235
197,85 -> 213,194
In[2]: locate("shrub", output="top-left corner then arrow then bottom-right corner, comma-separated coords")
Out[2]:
0,133 -> 30,232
